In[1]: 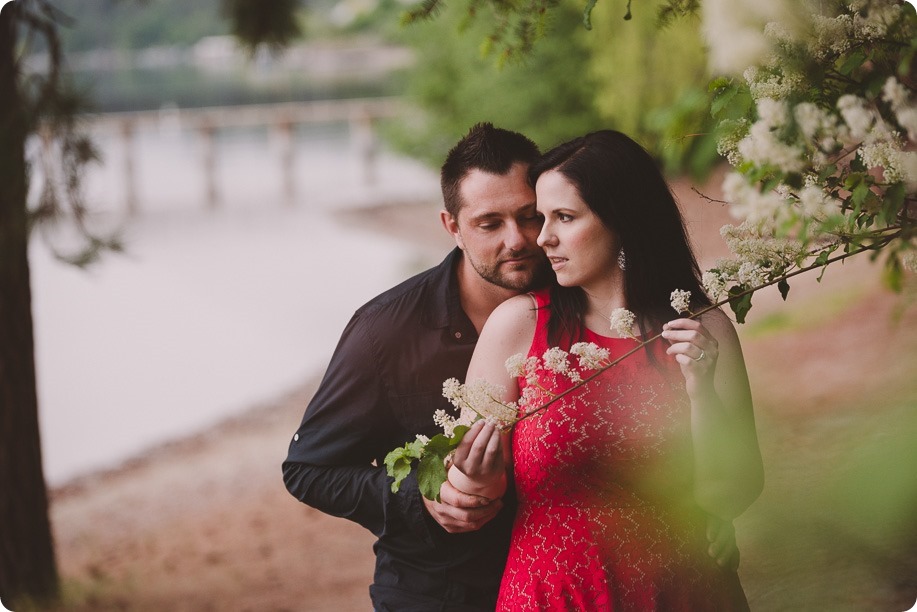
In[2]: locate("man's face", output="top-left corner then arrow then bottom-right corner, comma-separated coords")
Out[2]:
444,163 -> 548,292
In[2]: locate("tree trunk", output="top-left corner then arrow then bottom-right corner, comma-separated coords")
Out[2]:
0,4 -> 60,606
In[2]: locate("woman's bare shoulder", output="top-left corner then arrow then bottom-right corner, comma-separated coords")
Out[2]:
698,307 -> 738,336
697,307 -> 745,358
478,293 -> 539,347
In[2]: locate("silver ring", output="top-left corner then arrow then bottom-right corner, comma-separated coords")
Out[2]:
693,350 -> 706,362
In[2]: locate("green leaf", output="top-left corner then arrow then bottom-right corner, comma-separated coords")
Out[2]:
708,76 -> 732,92
416,426 -> 470,501
839,48 -> 868,76
582,0 -> 598,30
883,255 -> 903,292
778,278 -> 790,301
711,85 -> 738,117
417,452 -> 449,501
384,443 -> 422,494
818,164 -> 838,181
844,172 -> 864,191
851,182 -> 870,208
882,183 -> 906,225
727,286 -> 753,324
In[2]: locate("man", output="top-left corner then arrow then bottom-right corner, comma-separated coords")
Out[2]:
283,123 -> 737,610
283,123 -> 546,610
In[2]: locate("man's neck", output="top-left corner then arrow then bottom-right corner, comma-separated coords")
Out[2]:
455,257 -> 519,334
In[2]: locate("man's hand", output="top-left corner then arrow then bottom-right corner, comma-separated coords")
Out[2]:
706,515 -> 740,570
422,478 -> 503,533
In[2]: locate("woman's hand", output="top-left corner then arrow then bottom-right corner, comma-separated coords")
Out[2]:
449,420 -> 507,500
663,311 -> 764,519
662,318 -> 719,394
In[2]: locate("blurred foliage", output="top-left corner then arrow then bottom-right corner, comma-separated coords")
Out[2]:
382,0 -> 719,176
32,0 -> 230,52
585,0 -> 717,178
223,0 -> 302,53
383,0 -> 603,166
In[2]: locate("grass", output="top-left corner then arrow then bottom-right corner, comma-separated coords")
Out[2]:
742,282 -> 873,339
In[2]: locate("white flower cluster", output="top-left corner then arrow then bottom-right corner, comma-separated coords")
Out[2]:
735,98 -> 807,174
432,406 -> 474,438
702,222 -> 808,299
716,119 -> 751,166
670,289 -> 692,315
883,77 -> 917,142
744,66 -> 804,101
570,342 -> 611,370
903,251 -> 917,274
701,0 -> 798,74
502,343 -> 612,413
441,377 -> 518,430
712,0 -> 917,235
721,172 -> 789,227
807,12 -> 854,60
542,347 -> 571,377
860,141 -> 916,184
609,308 -> 638,339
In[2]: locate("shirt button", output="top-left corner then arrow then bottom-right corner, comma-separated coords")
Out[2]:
293,433 -> 299,441
454,332 -> 462,339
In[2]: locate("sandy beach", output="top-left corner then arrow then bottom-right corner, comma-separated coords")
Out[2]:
41,184 -> 917,611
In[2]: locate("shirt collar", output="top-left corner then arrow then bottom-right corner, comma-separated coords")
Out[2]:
425,248 -> 476,341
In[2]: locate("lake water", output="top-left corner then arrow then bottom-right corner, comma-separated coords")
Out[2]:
29,119 -> 442,486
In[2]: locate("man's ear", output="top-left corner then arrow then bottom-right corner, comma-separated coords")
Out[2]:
440,210 -> 465,250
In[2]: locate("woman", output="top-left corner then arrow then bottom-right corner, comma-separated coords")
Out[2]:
449,130 -> 764,610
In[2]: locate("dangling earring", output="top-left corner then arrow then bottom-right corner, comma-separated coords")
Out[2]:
617,249 -> 626,271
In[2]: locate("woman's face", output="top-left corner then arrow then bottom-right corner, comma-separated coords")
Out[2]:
535,170 -> 620,289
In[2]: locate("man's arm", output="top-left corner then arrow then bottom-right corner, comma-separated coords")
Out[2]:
282,309 -> 418,538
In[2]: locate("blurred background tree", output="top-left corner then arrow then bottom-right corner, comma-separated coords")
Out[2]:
382,0 -> 603,163
382,0 -> 719,176
383,0 -> 719,176
0,0 -> 301,607
584,0 -> 718,178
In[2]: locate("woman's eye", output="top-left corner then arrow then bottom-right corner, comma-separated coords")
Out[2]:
558,213 -> 572,222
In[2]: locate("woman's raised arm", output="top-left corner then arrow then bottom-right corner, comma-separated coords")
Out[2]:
662,308 -> 764,519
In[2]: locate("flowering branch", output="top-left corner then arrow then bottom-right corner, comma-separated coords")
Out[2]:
511,229 -> 899,426
384,227 -> 901,499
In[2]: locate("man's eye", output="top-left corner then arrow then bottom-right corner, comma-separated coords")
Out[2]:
479,223 -> 499,230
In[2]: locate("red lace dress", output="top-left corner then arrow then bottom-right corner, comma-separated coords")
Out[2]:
496,290 -> 749,611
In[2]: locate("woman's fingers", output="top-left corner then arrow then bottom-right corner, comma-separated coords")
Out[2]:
662,319 -> 719,364
467,422 -> 501,473
454,420 -> 502,476
452,419 -> 485,466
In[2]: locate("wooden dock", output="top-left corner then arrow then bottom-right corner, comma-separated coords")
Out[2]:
72,97 -> 407,214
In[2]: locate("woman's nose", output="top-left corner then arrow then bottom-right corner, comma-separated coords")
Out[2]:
537,223 -> 555,248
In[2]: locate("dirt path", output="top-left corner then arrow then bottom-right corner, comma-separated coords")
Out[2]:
43,178 -> 917,611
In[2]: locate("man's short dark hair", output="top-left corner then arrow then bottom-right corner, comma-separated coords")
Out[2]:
440,123 -> 540,218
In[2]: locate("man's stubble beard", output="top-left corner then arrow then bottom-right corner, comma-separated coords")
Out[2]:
469,252 -> 552,293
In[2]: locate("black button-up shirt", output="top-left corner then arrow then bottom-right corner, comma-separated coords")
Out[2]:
283,248 -> 514,611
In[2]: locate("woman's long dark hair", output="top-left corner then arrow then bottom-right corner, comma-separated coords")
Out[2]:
530,130 -> 711,346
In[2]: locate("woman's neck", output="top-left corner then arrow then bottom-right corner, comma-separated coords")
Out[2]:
580,273 -> 627,335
